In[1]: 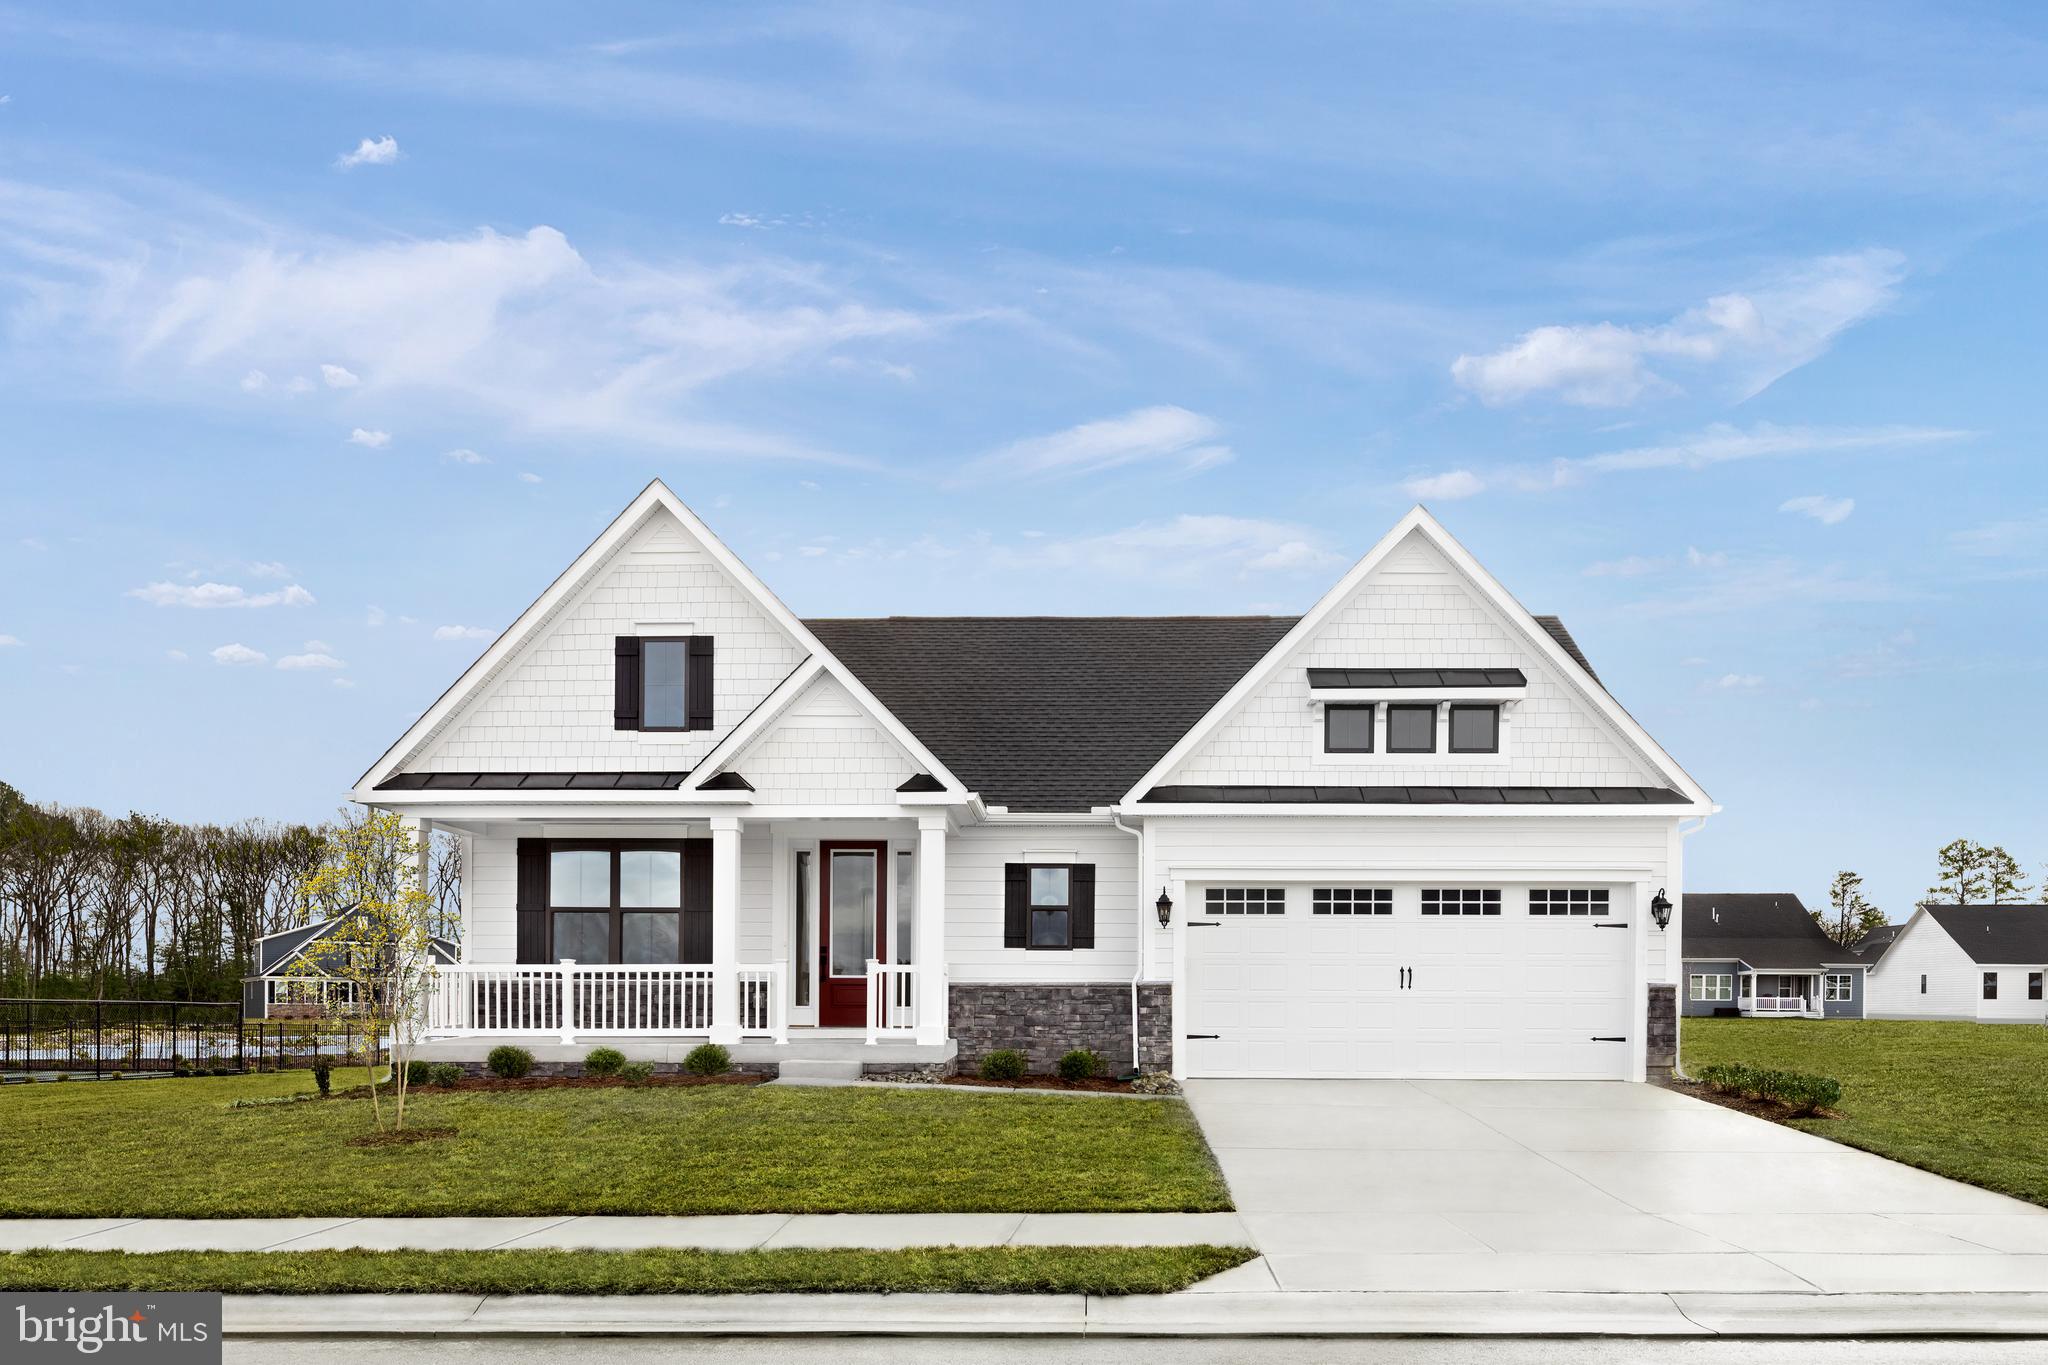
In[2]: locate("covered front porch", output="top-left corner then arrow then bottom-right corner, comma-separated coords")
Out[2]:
407,808 -> 957,1053
1737,970 -> 1823,1018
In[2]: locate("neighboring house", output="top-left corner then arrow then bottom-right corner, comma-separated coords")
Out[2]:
1851,922 -> 1903,964
242,915 -> 458,1019
1865,905 -> 2048,1023
1680,893 -> 1866,1019
356,482 -> 1712,1081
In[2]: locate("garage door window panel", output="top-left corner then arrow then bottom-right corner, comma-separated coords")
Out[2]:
1421,887 -> 1500,916
1528,888 -> 1610,917
1205,887 -> 1286,915
1313,887 -> 1392,915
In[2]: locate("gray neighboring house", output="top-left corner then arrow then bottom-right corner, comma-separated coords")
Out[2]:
242,915 -> 458,1019
1850,922 -> 1903,964
1681,892 -> 1866,1020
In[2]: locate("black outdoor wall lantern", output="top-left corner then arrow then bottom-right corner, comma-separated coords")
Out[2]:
1155,886 -> 1174,927
1650,888 -> 1673,930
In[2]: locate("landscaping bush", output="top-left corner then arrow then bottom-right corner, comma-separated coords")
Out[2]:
682,1043 -> 732,1077
426,1063 -> 464,1088
1697,1062 -> 1842,1116
620,1061 -> 656,1085
310,1060 -> 332,1096
583,1046 -> 627,1078
979,1049 -> 1028,1082
1055,1049 -> 1101,1083
486,1045 -> 535,1080
405,1059 -> 433,1086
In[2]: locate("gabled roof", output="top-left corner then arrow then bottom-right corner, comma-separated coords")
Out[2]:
1119,507 -> 1709,810
809,616 -> 1296,812
1924,905 -> 2048,964
1850,922 -> 1902,960
1682,892 -> 1851,971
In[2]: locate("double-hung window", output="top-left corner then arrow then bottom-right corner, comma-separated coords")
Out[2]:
1824,972 -> 1854,1002
1689,973 -> 1733,1002
548,844 -> 684,964
1984,971 -> 1999,1001
2032,972 -> 2044,1001
640,639 -> 690,730
1028,866 -> 1072,949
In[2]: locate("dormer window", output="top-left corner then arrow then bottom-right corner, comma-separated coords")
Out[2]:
1448,704 -> 1500,754
1386,704 -> 1436,754
614,634 -> 715,732
1307,669 -> 1519,761
1324,704 -> 1375,753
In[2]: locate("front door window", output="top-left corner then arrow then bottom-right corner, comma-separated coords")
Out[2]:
829,849 -> 878,977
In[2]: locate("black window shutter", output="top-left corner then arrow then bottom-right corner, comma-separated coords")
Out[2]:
1071,863 -> 1097,949
681,839 -> 712,963
686,636 -> 715,731
613,637 -> 642,730
515,839 -> 549,963
1003,863 -> 1028,949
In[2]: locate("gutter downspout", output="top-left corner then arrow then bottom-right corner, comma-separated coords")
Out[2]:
1112,809 -> 1145,1077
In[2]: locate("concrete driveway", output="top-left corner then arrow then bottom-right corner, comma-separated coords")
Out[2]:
1184,1078 -> 2048,1293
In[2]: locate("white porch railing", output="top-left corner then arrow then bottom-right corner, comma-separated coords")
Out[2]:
250,976 -> 360,1018
423,963 -> 786,1042
866,960 -> 918,1041
1743,996 -> 1814,1015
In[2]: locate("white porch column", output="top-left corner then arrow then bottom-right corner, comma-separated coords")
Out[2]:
915,815 -> 949,1045
709,816 -> 742,1044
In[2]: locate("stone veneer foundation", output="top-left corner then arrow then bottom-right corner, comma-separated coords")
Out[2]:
949,982 -> 1171,1075
1647,982 -> 1677,1076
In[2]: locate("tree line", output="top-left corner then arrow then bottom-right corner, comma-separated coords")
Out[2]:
0,779 -> 459,1002
1817,838 -> 2039,947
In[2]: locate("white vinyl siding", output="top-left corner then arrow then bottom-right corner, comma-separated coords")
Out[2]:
1865,915 -> 1990,1020
945,824 -> 1140,984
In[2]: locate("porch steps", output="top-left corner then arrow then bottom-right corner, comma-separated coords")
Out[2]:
772,1059 -> 863,1086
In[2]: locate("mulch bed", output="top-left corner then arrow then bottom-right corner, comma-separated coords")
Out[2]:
942,1074 -> 1145,1094
1661,1076 -> 1839,1123
332,1073 -> 765,1099
346,1126 -> 458,1147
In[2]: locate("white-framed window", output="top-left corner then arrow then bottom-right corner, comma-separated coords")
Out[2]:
1312,887 -> 1392,915
1420,887 -> 1500,916
1824,972 -> 1854,1002
1204,887 -> 1286,916
1689,973 -> 1733,1002
1529,888 -> 1610,917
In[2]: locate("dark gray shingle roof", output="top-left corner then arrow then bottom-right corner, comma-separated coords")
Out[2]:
1850,923 -> 1902,960
1682,892 -> 1854,971
1925,906 -> 2048,964
1145,784 -> 1685,805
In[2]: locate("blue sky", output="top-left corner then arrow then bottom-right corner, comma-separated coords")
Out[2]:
2,2 -> 2043,919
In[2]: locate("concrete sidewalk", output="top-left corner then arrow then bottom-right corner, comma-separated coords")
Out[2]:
0,1212 -> 1251,1253
215,1289 -> 2048,1338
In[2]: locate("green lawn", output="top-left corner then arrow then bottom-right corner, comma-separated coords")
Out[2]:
1682,1018 -> 2048,1206
0,1072 -> 1230,1217
0,1246 -> 1253,1296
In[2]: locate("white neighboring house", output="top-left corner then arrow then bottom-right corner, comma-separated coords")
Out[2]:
356,480 -> 1713,1081
1865,905 -> 2048,1023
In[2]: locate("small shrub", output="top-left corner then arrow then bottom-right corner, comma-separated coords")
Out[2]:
1055,1049 -> 1101,1083
682,1043 -> 732,1076
310,1060 -> 333,1096
486,1045 -> 535,1079
109,1072 -> 123,1082
426,1063 -> 464,1088
1697,1062 -> 1841,1116
210,1067 -> 233,1077
979,1049 -> 1028,1082
620,1061 -> 656,1084
583,1046 -> 628,1078
53,1073 -> 71,1083
173,1065 -> 193,1078
405,1059 -> 433,1086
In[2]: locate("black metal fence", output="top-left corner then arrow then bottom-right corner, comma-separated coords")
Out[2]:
0,999 -> 375,1078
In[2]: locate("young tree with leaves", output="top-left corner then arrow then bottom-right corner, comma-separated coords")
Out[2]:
287,811 -> 439,1133
1813,870 -> 1887,945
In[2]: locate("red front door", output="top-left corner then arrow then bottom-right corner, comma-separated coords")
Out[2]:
818,842 -> 887,1028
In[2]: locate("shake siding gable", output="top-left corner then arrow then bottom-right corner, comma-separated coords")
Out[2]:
725,674 -> 921,805
412,507 -> 806,773
1163,530 -> 1660,789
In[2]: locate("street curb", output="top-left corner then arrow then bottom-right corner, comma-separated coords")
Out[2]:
221,1290 -> 2048,1338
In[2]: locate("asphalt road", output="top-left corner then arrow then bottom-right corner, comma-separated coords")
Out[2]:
230,1336 -> 2048,1364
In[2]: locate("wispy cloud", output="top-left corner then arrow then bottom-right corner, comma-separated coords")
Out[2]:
444,448 -> 488,464
276,648 -> 346,670
1780,494 -> 1855,525
347,428 -> 391,448
321,363 -> 360,388
1619,556 -> 1916,618
129,581 -> 314,609
432,624 -> 491,641
1951,512 -> 2048,558
1704,672 -> 1764,691
991,514 -> 1341,580
517,472 -> 543,484
210,642 -> 266,665
1400,422 -> 1965,500
0,634 -> 22,647
1451,250 -> 1905,407
1401,470 -> 1484,501
336,135 -> 400,170
957,405 -> 1230,484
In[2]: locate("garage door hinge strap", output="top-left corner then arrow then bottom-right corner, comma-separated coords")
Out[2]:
1184,1033 -> 1220,1040
1590,1035 -> 1626,1042
1595,923 -> 1630,929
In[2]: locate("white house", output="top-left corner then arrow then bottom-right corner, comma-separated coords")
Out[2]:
359,481 -> 1713,1082
1865,905 -> 2048,1023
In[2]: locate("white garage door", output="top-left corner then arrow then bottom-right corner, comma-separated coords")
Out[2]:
1184,883 -> 1635,1079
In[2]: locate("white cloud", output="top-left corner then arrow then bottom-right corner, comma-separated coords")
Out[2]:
347,427 -> 391,448
210,642 -> 267,666
433,624 -> 491,641
1402,469 -> 1484,501
301,638 -> 332,653
518,472 -> 543,484
20,537 -> 47,551
1950,512 -> 2048,558
994,514 -> 1342,580
1705,673 -> 1764,691
320,363 -> 360,388
1583,555 -> 1669,578
336,135 -> 400,170
129,581 -> 315,609
365,604 -> 387,627
240,369 -> 270,392
332,677 -> 356,689
0,633 -> 21,647
1780,494 -> 1855,525
244,560 -> 291,579
959,405 -> 1231,483
445,447 -> 488,464
166,648 -> 187,661
276,650 -> 346,670
1620,557 -> 1913,618
1685,546 -> 1728,569
1451,249 -> 1906,407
